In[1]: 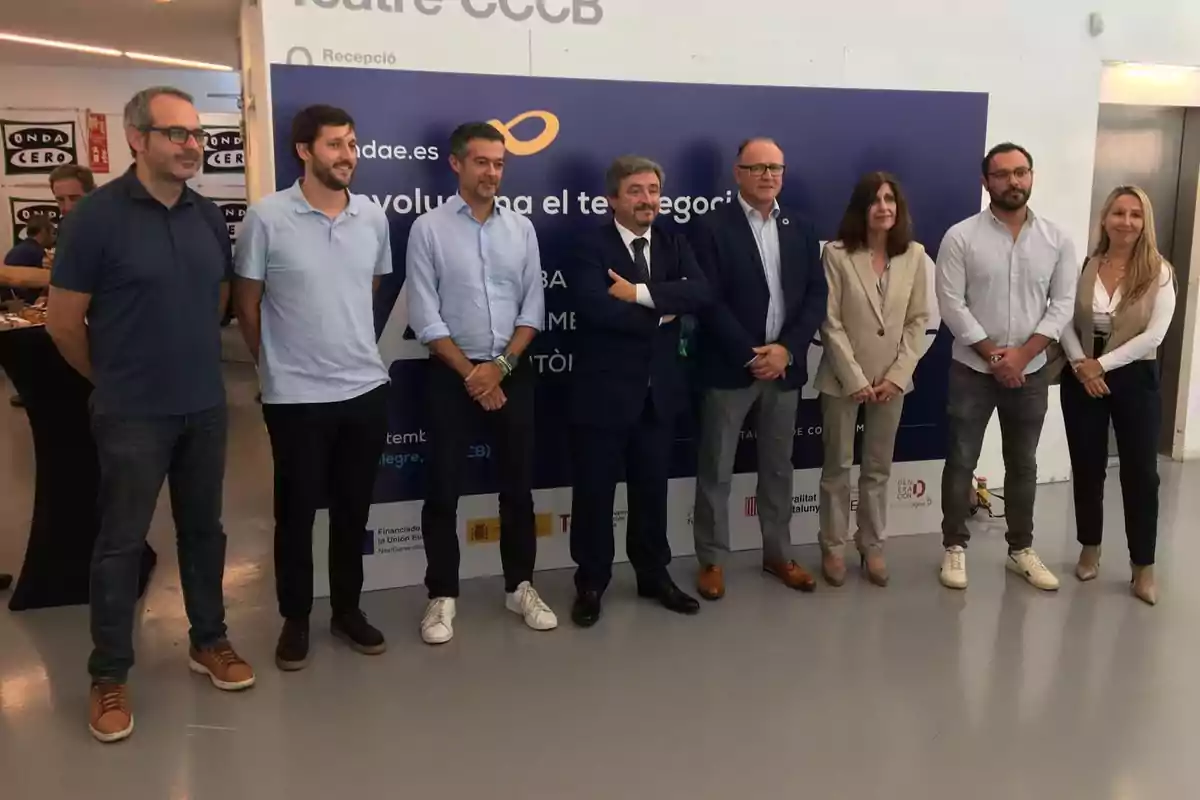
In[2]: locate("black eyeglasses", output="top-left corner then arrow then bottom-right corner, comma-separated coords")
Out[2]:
737,163 -> 786,177
141,126 -> 209,146
987,167 -> 1032,181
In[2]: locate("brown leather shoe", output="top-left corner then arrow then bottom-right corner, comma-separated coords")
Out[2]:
821,553 -> 847,587
189,641 -> 256,691
697,565 -> 725,600
89,682 -> 134,743
764,560 -> 816,592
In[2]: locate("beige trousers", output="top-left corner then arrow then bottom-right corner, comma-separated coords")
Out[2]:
818,392 -> 905,555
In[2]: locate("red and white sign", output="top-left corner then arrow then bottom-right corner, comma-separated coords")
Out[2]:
86,111 -> 109,173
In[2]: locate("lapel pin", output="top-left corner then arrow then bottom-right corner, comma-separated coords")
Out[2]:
781,218 -> 790,225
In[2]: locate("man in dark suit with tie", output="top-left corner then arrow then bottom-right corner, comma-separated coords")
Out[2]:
689,137 -> 828,600
567,155 -> 711,628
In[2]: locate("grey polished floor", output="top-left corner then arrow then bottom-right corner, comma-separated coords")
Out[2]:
1,363 -> 1197,799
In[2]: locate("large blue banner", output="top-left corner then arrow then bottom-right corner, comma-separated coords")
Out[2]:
269,65 -> 988,506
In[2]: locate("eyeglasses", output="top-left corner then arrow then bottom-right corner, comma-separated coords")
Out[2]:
141,126 -> 209,146
987,167 -> 1032,181
737,163 -> 786,177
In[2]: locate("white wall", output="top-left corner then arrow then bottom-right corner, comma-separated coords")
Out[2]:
0,64 -> 244,245
249,0 -> 1200,486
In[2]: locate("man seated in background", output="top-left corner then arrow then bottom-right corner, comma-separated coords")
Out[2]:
3,215 -> 56,408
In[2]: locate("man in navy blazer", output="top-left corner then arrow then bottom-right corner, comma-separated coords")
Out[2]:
567,155 -> 710,628
689,137 -> 828,600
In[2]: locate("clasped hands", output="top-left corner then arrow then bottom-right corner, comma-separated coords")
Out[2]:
464,361 -> 506,411
987,346 -> 1032,389
1071,357 -> 1109,398
850,379 -> 902,404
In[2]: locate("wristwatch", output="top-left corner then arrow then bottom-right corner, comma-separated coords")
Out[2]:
988,353 -> 1004,365
494,352 -> 518,377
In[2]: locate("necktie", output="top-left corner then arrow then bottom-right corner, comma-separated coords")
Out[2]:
632,237 -> 650,283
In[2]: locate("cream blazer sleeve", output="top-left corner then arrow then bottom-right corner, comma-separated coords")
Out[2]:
819,245 -> 871,394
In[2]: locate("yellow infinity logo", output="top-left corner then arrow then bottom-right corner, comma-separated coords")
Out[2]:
487,110 -> 560,156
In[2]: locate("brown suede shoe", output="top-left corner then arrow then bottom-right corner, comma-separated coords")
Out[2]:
821,553 -> 847,587
861,549 -> 889,587
89,682 -> 134,743
697,565 -> 725,600
189,641 -> 256,691
764,560 -> 816,592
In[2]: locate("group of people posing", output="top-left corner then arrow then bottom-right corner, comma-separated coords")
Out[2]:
35,85 -> 1173,744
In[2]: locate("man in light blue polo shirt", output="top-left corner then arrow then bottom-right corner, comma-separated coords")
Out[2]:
406,121 -> 556,644
234,104 -> 391,671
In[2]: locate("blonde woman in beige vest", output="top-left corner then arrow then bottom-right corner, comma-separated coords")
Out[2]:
816,172 -> 933,587
1060,185 -> 1175,605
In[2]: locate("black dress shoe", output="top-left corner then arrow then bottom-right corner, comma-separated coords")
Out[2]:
571,590 -> 602,628
0,573 -> 12,592
637,577 -> 701,615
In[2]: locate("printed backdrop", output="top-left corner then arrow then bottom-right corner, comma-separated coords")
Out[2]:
268,64 -> 988,593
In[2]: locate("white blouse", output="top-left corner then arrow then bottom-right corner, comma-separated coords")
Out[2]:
1060,266 -> 1176,372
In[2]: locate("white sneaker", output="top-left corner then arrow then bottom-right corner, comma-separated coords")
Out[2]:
1007,548 -> 1060,591
420,597 -> 456,644
940,546 -> 968,589
505,581 -> 558,631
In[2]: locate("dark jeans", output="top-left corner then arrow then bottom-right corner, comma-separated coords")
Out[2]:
1061,360 -> 1161,566
422,359 -> 535,598
941,362 -> 1049,551
262,385 -> 388,620
89,405 -> 229,683
570,396 -> 673,594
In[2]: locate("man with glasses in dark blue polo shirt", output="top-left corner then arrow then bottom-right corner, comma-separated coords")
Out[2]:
47,86 -> 255,744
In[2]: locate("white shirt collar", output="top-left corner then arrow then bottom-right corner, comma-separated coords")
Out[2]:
615,219 -> 651,250
737,192 -> 780,221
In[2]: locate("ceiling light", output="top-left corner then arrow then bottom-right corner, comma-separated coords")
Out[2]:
124,52 -> 233,71
0,31 -> 234,71
0,32 -> 121,57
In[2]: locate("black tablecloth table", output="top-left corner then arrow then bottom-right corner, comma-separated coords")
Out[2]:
0,324 -> 154,611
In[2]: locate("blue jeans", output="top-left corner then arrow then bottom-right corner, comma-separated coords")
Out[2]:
88,405 -> 229,683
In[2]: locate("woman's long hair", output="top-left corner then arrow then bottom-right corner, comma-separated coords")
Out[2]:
1092,185 -> 1165,308
836,171 -> 913,257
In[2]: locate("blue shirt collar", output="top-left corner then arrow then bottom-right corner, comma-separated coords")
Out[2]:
447,192 -> 503,219
288,179 -> 361,216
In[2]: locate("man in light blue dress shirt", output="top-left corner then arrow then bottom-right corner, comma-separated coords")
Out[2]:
405,121 -> 557,644
234,105 -> 392,671
935,142 -> 1076,593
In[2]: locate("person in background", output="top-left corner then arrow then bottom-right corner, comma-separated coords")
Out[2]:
2,165 -> 96,409
2,215 -> 55,300
235,105 -> 392,670
567,155 -> 710,628
406,121 -> 556,645
816,172 -> 933,587
47,86 -> 254,744
935,142 -> 1076,592
1060,185 -> 1175,605
689,138 -> 826,600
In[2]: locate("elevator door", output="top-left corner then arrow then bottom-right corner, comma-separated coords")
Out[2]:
1089,104 -> 1186,457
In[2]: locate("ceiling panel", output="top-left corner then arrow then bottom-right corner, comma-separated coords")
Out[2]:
0,0 -> 240,69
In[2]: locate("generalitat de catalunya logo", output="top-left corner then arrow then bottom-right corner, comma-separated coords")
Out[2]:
486,110 -> 559,156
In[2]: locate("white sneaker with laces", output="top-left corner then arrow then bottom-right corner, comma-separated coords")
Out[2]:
1007,548 -> 1060,591
940,546 -> 968,589
420,597 -> 456,645
505,581 -> 558,631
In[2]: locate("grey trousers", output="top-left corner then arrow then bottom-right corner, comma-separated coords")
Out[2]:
941,362 -> 1049,551
693,381 -> 798,567
818,392 -> 905,555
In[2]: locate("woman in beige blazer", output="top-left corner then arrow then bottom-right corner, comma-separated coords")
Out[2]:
816,172 -> 932,587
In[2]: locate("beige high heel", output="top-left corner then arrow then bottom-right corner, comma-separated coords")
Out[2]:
1131,565 -> 1158,606
1075,545 -> 1101,582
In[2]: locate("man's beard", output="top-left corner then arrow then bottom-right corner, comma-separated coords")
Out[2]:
313,158 -> 354,190
990,186 -> 1030,211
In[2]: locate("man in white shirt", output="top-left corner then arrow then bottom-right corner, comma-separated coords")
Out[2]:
934,142 -> 1077,592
